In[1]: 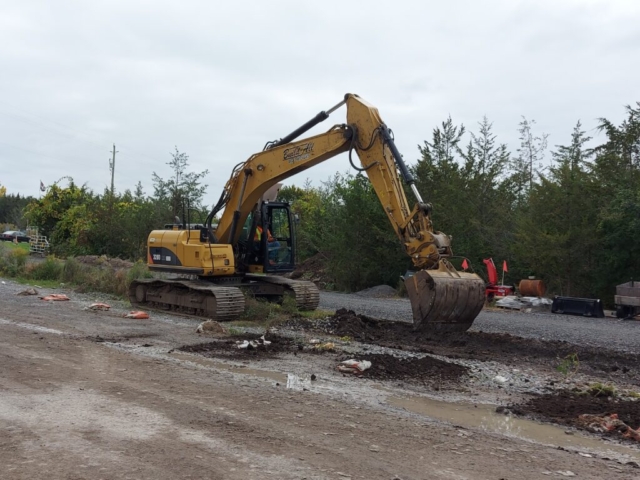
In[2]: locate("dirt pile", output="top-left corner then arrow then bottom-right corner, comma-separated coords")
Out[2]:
355,285 -> 398,298
324,308 -> 418,344
509,391 -> 640,441
75,255 -> 133,270
350,353 -> 468,384
316,309 -> 640,383
288,253 -> 334,289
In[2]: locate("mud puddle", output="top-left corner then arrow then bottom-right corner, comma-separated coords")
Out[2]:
169,351 -> 287,383
510,391 -> 640,443
388,394 -> 640,462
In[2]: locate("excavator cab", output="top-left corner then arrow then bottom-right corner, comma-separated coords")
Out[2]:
240,202 -> 296,274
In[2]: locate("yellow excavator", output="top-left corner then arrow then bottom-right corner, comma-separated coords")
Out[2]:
129,94 -> 485,332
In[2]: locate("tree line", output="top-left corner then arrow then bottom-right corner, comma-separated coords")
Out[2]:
1,103 -> 638,304
282,103 -> 640,304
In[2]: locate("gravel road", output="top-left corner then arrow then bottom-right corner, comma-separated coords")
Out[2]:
4,279 -> 632,479
319,291 -> 640,353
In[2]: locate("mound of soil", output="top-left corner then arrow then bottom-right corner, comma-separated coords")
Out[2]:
355,285 -> 398,299
351,353 -> 468,384
287,253 -> 334,289
325,308 -> 415,344
509,391 -> 640,440
320,309 -> 640,384
75,255 -> 133,270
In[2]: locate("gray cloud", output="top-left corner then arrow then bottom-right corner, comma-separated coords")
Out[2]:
1,0 -> 638,205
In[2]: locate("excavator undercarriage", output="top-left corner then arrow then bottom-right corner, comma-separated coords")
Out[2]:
129,275 -> 319,321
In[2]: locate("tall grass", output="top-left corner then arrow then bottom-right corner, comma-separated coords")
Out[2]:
0,244 -> 152,297
0,245 -> 29,277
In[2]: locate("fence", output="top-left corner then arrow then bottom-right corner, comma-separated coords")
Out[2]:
29,234 -> 50,256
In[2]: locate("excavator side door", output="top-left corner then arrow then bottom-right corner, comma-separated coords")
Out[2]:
243,202 -> 296,274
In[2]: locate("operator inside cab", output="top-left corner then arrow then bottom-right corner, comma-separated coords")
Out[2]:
253,223 -> 280,264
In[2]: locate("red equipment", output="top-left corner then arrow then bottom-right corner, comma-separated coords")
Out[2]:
483,258 -> 514,301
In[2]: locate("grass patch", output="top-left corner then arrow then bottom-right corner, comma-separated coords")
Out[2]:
226,320 -> 266,328
298,308 -> 333,320
0,244 -> 153,298
239,294 -> 302,324
1,241 -> 30,253
586,383 -> 616,398
237,294 -> 330,329
556,353 -> 580,377
60,258 -> 152,297
14,278 -> 62,289
226,327 -> 244,336
26,256 -> 64,280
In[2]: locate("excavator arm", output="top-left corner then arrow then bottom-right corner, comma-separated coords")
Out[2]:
208,94 -> 485,331
213,94 -> 446,270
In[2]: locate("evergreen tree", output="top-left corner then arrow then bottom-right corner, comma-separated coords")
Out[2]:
513,122 -> 596,295
509,117 -> 548,201
152,147 -> 209,222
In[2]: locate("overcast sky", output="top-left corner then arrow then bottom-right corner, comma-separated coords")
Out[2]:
1,0 -> 638,206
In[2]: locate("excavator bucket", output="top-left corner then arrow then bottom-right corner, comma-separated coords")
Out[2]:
405,263 -> 485,333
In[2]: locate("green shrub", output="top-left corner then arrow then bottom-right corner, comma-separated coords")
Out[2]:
126,260 -> 153,286
60,257 -> 151,297
587,383 -> 616,398
61,257 -> 86,284
27,256 -> 63,281
281,293 -> 299,315
242,296 -> 276,322
556,353 -> 580,377
0,247 -> 29,276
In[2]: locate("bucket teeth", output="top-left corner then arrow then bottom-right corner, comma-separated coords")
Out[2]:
405,266 -> 485,333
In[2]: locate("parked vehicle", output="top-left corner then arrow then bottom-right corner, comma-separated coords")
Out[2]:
615,281 -> 640,319
0,230 -> 31,243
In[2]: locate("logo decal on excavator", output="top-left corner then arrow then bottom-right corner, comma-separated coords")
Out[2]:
283,143 -> 314,164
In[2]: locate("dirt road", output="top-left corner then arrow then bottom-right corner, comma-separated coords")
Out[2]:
1,279 -> 639,479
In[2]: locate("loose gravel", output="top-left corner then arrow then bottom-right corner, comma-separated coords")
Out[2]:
318,291 -> 640,353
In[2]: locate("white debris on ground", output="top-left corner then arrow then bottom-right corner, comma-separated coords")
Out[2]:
496,295 -> 552,312
236,335 -> 271,349
337,359 -> 372,374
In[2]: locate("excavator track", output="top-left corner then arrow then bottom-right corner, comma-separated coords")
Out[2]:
245,274 -> 320,310
129,279 -> 245,321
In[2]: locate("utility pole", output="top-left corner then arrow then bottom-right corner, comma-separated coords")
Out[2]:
109,144 -> 118,196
